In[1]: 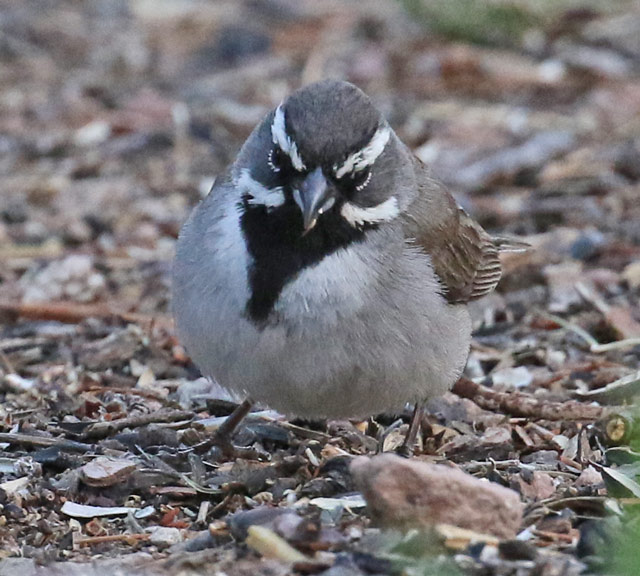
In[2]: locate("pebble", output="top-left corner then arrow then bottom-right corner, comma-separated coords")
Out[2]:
80,457 -> 137,487
491,366 -> 533,389
228,507 -> 292,540
149,526 -> 183,549
20,254 -> 106,303
351,454 -> 523,539
622,261 -> 640,290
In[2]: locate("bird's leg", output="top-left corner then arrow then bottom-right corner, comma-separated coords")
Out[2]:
396,401 -> 424,458
191,398 -> 264,460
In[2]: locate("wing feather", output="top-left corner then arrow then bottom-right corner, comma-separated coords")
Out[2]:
402,158 -> 525,304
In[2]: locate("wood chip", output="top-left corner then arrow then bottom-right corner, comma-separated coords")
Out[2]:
245,525 -> 308,563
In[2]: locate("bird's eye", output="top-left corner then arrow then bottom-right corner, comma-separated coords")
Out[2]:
342,168 -> 372,192
268,147 -> 291,174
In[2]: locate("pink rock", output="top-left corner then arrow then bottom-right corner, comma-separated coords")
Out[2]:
515,471 -> 556,501
574,466 -> 604,489
351,454 -> 523,539
80,457 -> 136,487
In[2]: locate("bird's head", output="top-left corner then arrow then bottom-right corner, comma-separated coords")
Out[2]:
234,80 -> 411,233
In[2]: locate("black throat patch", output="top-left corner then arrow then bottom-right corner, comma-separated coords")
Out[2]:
240,196 -> 369,326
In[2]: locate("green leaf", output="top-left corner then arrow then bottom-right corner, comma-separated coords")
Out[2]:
600,466 -> 640,499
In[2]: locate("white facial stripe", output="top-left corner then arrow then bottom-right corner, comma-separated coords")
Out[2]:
271,106 -> 306,172
335,124 -> 391,179
341,196 -> 399,227
236,168 -> 285,209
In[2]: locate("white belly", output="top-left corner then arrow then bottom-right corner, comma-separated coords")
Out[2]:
173,194 -> 471,419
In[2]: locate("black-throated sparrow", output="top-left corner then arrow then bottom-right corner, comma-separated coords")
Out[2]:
172,80 -> 525,455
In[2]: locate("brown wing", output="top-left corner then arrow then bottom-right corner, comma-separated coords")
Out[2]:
402,158 -> 504,304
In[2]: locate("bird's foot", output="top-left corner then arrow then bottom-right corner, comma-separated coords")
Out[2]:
395,443 -> 415,459
194,435 -> 269,461
395,401 -> 424,458
188,399 -> 269,461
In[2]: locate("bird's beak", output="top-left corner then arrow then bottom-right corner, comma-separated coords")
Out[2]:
294,168 -> 335,233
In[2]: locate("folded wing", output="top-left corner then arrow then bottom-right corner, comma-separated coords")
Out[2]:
403,158 -> 528,304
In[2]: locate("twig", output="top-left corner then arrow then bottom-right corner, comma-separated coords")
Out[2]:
149,486 -> 197,497
533,529 -> 576,544
452,377 -> 606,421
277,421 -> 331,442
137,445 -> 223,495
0,299 -> 172,329
81,410 -> 194,440
575,281 -> 609,315
196,500 -> 210,524
81,384 -> 176,406
0,432 -> 94,453
181,474 -> 223,495
538,311 -> 640,353
538,310 -> 598,347
75,533 -> 150,547
0,300 -> 111,323
589,339 -> 640,353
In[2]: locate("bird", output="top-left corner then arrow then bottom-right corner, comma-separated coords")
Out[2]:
172,79 -> 526,456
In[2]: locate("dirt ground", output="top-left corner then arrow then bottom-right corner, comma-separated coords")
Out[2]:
1,1 -> 640,575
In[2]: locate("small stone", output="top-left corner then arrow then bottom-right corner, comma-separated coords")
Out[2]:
171,529 -> 215,552
228,507 -> 292,540
622,261 -> 640,290
4,502 -> 25,520
557,45 -> 631,79
481,426 -> 513,446
73,121 -> 111,147
543,261 -> 584,313
537,511 -> 574,534
514,471 -> 556,501
570,230 -> 605,261
149,526 -> 182,549
80,457 -> 137,487
20,254 -> 106,303
498,539 -> 538,561
351,454 -> 523,539
321,558 -> 370,576
545,349 -> 566,371
491,366 -> 533,389
521,450 -> 559,466
574,466 -> 604,489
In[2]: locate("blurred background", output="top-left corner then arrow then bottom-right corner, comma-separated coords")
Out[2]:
1,0 -> 639,317
1,1 -> 640,573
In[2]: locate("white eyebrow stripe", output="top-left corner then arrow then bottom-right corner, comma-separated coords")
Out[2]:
341,196 -> 399,227
236,168 -> 285,209
335,124 -> 391,179
271,106 -> 306,172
